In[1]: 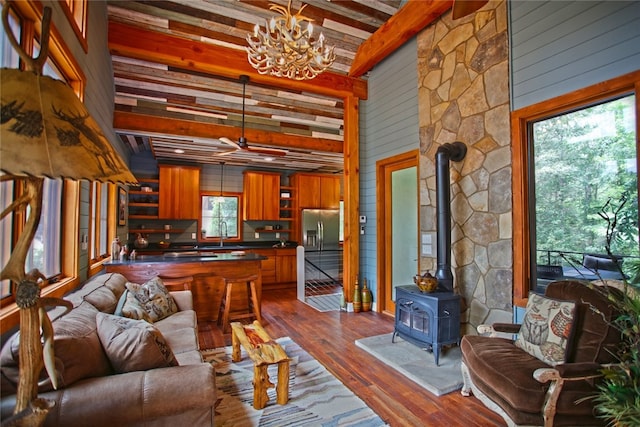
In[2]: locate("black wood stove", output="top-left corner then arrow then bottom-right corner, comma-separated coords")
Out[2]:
393,286 -> 460,365
392,142 -> 466,366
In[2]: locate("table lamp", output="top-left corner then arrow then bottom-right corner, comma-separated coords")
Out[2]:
1,2 -> 136,424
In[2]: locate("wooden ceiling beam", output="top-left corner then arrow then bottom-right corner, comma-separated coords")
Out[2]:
113,111 -> 344,154
349,0 -> 453,78
108,21 -> 368,100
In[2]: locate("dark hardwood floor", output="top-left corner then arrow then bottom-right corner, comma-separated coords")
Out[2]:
198,287 -> 506,427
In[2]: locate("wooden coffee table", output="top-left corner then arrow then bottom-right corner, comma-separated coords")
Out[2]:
230,321 -> 290,409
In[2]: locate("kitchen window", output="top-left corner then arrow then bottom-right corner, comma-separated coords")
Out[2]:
512,70 -> 640,306
201,194 -> 241,240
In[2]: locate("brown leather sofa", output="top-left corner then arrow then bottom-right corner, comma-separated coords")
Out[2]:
1,272 -> 216,426
460,280 -> 621,427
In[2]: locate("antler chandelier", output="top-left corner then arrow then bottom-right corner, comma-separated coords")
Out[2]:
246,0 -> 336,80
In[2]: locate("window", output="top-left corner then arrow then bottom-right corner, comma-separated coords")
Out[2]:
89,182 -> 111,263
512,71 -> 640,306
59,0 -> 88,52
25,179 -> 64,278
0,181 -> 15,299
201,194 -> 240,240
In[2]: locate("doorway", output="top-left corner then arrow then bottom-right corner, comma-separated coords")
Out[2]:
376,150 -> 419,316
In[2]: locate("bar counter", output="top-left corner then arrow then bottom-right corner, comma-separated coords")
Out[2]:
105,253 -> 267,322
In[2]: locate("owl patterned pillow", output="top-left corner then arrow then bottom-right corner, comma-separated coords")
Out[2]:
515,293 -> 576,366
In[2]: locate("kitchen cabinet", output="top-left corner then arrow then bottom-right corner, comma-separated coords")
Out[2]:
244,248 -> 296,289
243,171 -> 281,220
159,165 -> 201,219
251,249 -> 276,285
276,250 -> 297,284
292,173 -> 340,209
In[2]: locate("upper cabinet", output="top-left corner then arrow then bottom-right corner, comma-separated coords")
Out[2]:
292,173 -> 340,209
243,171 -> 281,221
159,165 -> 201,219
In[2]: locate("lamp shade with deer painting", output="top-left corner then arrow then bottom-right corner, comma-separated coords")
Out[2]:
1,68 -> 136,184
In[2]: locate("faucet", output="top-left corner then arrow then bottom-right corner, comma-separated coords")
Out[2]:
219,221 -> 227,247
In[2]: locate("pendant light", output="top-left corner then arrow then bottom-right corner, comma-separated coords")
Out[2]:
215,162 -> 225,203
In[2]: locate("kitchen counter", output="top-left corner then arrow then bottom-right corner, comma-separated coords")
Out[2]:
105,252 -> 266,264
105,252 -> 267,322
129,240 -> 298,254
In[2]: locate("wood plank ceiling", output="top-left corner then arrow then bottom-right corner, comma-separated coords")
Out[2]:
107,0 -> 405,173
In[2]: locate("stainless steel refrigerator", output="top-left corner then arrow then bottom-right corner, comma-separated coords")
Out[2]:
301,209 -> 342,282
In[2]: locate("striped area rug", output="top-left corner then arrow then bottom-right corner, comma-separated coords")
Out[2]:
202,337 -> 387,427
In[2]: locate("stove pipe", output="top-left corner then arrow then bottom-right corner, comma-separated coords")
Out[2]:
435,141 -> 467,292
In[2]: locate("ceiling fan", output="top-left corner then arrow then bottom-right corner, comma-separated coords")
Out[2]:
218,75 -> 287,157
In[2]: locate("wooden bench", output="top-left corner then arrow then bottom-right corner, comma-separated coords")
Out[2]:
230,321 -> 290,409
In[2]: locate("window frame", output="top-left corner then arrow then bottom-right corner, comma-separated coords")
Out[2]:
88,182 -> 116,270
14,1 -> 85,97
511,70 -> 640,307
58,0 -> 88,53
200,192 -> 243,243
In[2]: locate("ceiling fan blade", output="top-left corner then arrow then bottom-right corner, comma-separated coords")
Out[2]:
246,146 -> 288,157
214,149 -> 237,157
219,137 -> 241,149
451,0 -> 488,19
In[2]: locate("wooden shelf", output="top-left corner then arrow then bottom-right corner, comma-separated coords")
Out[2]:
129,215 -> 159,220
129,191 -> 159,196
130,177 -> 160,219
256,229 -> 292,233
129,202 -> 159,207
131,178 -> 159,184
130,228 -> 185,234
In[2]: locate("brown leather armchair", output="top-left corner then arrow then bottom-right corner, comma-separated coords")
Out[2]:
460,281 -> 622,427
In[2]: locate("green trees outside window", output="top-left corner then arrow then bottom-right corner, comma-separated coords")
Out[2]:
532,94 -> 638,276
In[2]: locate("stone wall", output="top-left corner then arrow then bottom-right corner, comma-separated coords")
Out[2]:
417,1 -> 512,334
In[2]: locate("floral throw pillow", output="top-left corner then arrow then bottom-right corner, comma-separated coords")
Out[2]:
515,293 -> 576,366
125,277 -> 178,322
96,312 -> 178,373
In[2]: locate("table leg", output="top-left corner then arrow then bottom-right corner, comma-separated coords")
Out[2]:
276,360 -> 290,405
253,364 -> 272,410
231,329 -> 241,362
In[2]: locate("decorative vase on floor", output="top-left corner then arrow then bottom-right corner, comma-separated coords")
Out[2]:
353,279 -> 362,313
361,279 -> 372,312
